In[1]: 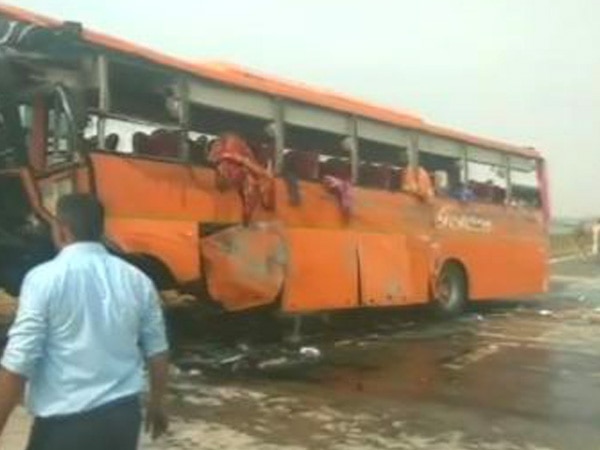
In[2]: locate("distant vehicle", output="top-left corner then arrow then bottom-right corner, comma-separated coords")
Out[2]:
0,5 -> 549,321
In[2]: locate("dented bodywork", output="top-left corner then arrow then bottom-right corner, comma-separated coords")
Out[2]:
0,6 -> 549,318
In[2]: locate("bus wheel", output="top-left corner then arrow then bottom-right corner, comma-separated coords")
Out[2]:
433,262 -> 467,317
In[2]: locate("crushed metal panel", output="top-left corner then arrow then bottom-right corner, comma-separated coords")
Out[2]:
283,228 -> 358,312
201,222 -> 288,311
357,232 -> 411,306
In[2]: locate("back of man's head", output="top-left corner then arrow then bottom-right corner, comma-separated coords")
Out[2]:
56,193 -> 104,242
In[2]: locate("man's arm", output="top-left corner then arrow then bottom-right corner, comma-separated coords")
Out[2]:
0,369 -> 25,436
145,351 -> 169,440
0,270 -> 49,439
139,277 -> 170,440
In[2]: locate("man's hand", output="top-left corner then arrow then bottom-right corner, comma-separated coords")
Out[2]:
0,368 -> 25,439
145,401 -> 168,440
146,352 -> 169,440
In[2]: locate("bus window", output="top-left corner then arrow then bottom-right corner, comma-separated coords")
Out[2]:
187,131 -> 213,166
357,140 -> 407,191
419,154 -> 462,198
109,61 -> 177,126
284,125 -> 346,181
0,102 -> 29,167
18,105 -> 32,152
510,156 -> 540,208
47,107 -> 74,166
85,114 -> 186,159
283,148 -> 319,180
189,103 -> 272,167
466,147 -> 507,205
418,134 -> 463,198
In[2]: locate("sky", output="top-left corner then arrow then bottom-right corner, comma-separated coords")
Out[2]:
13,0 -> 600,217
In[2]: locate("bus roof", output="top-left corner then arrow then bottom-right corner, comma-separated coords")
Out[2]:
0,4 -> 541,160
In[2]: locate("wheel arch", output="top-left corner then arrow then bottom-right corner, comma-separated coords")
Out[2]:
120,252 -> 177,291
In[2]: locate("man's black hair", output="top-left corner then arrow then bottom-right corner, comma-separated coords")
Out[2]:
56,193 -> 104,242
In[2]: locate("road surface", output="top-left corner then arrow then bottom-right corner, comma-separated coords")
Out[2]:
2,257 -> 600,449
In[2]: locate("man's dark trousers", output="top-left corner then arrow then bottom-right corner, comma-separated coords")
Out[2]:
25,395 -> 142,450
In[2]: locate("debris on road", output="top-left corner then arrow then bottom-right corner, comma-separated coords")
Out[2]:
160,289 -> 196,308
175,343 -> 324,377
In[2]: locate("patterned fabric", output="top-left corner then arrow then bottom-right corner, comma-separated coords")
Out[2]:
402,167 -> 434,200
209,133 -> 275,224
323,175 -> 353,219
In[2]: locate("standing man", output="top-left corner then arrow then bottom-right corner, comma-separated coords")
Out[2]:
0,193 -> 169,450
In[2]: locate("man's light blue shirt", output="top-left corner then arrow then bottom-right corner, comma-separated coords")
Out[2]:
1,242 -> 169,418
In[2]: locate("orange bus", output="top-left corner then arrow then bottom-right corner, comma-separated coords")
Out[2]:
0,5 -> 549,322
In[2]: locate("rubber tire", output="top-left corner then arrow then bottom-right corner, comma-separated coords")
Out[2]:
433,263 -> 468,317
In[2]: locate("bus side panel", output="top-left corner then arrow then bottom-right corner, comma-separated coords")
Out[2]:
106,217 -> 200,282
432,202 -> 547,300
405,236 -> 435,304
91,154 -> 212,282
503,209 -> 548,296
439,234 -> 515,299
282,228 -> 358,312
91,153 -> 214,222
272,179 -> 349,228
356,232 -> 412,307
505,238 -> 548,296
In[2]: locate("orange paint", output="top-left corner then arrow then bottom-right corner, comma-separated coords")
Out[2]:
1,5 -> 549,314
88,152 -> 548,313
201,223 -> 287,311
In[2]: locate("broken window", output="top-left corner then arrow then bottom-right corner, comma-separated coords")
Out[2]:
284,126 -> 348,181
510,156 -> 541,208
466,146 -> 507,205
357,139 -> 407,191
418,134 -> 463,198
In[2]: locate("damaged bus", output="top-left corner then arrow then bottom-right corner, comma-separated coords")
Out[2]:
0,5 -> 550,327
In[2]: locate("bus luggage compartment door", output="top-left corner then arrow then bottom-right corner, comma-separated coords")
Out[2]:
282,228 -> 358,313
356,232 -> 413,307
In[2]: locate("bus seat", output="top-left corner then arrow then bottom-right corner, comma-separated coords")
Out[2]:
389,167 -> 403,191
284,149 -> 319,180
147,129 -> 180,158
471,182 -> 487,200
85,135 -> 99,151
492,186 -> 506,204
320,158 -> 351,181
132,132 -> 150,154
359,163 -> 392,189
105,133 -> 119,151
189,135 -> 209,165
